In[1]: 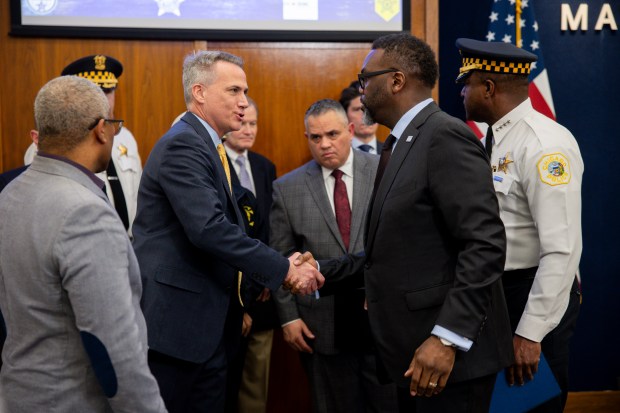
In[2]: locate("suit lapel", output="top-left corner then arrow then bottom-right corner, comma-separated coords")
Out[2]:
365,102 -> 441,254
181,113 -> 244,225
305,162 -> 346,252
350,152 -> 373,253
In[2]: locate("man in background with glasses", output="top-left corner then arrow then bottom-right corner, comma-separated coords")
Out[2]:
24,55 -> 143,238
0,75 -> 166,412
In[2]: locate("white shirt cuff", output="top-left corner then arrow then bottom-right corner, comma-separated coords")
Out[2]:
431,325 -> 473,352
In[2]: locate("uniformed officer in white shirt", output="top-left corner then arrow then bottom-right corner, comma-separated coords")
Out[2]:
24,55 -> 142,237
456,38 -> 583,413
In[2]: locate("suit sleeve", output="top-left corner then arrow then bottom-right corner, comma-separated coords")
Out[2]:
317,251 -> 366,296
428,120 -> 507,341
159,133 -> 289,291
56,202 -> 165,413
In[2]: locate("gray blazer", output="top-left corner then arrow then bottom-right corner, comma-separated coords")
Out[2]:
0,156 -> 165,413
271,150 -> 378,355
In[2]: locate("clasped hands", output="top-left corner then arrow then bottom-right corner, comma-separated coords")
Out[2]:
282,251 -> 323,295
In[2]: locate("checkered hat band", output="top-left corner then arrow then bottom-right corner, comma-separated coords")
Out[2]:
459,57 -> 530,75
77,71 -> 118,88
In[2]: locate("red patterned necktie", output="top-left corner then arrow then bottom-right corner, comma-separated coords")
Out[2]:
332,169 -> 351,251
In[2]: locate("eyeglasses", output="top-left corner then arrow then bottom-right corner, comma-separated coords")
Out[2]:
357,68 -> 400,90
88,118 -> 124,136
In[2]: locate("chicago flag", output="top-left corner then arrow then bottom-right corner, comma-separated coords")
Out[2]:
468,0 -> 556,138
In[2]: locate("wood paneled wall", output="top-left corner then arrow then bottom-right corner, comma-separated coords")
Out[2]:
0,0 -> 437,174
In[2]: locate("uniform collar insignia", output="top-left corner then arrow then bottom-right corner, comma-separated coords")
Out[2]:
118,144 -> 128,157
495,119 -> 511,132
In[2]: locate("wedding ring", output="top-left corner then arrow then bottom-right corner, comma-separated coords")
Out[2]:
428,382 -> 437,388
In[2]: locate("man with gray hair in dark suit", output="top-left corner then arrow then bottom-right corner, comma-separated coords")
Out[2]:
133,50 -> 323,413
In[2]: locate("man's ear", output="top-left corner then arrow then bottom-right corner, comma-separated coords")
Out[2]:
92,119 -> 109,144
192,83 -> 206,104
391,71 -> 406,93
484,79 -> 496,97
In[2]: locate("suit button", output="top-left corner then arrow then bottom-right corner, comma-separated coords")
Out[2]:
364,262 -> 372,270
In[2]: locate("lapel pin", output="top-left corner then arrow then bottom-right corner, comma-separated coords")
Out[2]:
406,136 -> 413,142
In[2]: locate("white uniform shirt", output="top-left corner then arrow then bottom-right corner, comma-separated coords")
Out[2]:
489,98 -> 583,342
24,127 -> 142,236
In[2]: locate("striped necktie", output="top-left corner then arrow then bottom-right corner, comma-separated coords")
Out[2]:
217,143 -> 244,307
216,143 -> 233,194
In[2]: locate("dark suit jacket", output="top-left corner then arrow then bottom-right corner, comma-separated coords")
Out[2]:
228,150 -> 278,330
132,112 -> 289,364
0,165 -> 28,192
321,103 -> 513,387
227,150 -> 276,246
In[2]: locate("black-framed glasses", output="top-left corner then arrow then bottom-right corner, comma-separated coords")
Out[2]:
357,68 -> 400,90
88,118 -> 124,136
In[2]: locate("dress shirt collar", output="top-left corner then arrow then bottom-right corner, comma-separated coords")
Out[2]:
490,98 -> 533,147
321,147 -> 354,181
391,98 -> 434,141
37,152 -> 105,191
190,112 -> 222,147
224,145 -> 249,163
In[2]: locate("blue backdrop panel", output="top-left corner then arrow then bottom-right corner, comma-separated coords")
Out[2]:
438,0 -> 619,391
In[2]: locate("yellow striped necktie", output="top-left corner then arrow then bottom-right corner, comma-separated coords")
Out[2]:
216,142 -> 244,307
216,143 -> 233,195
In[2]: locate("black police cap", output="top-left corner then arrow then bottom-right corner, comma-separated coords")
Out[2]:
61,55 -> 123,91
455,38 -> 537,83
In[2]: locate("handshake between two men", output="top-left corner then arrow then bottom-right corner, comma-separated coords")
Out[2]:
282,251 -> 321,295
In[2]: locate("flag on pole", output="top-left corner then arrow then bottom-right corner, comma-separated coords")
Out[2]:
468,0 -> 555,138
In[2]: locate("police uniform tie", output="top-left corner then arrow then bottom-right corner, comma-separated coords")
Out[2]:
358,144 -> 373,153
332,169 -> 351,251
485,128 -> 494,159
217,143 -> 244,307
106,160 -> 130,230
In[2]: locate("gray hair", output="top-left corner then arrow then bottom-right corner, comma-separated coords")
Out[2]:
35,75 -> 109,153
304,99 -> 348,129
182,50 -> 244,105
372,33 -> 438,89
246,96 -> 258,116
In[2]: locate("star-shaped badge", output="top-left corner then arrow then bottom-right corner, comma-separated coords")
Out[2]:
118,144 -> 128,157
498,152 -> 513,173
155,0 -> 184,16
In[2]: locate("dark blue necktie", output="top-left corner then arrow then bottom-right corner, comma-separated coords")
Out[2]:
358,144 -> 373,153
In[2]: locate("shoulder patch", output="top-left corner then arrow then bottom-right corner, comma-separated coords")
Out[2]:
537,153 -> 571,186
